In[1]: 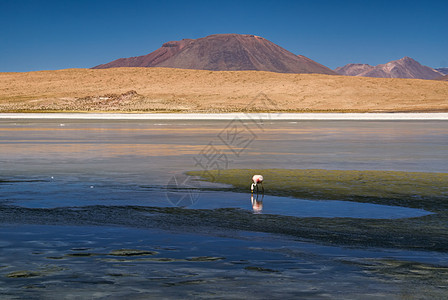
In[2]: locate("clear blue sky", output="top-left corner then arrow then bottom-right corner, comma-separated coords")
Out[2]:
1,0 -> 447,72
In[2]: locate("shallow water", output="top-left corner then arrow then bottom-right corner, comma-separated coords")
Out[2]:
0,175 -> 431,219
1,119 -> 448,298
3,223 -> 448,299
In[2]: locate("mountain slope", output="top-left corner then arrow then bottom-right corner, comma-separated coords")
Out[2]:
93,39 -> 194,69
436,68 -> 448,75
335,64 -> 374,76
335,57 -> 442,79
93,34 -> 336,75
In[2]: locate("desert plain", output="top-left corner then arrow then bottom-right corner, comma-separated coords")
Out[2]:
1,67 -> 448,113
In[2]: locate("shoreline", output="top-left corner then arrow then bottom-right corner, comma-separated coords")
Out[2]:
1,112 -> 448,120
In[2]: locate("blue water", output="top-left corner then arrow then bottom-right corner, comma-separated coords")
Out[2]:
1,119 -> 447,299
0,175 -> 431,219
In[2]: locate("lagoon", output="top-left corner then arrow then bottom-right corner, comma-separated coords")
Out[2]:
1,118 -> 448,298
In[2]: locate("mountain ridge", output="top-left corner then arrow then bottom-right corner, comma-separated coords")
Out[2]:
335,57 -> 442,79
93,34 -> 336,75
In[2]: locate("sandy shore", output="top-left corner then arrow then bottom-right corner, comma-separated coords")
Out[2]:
1,112 -> 448,120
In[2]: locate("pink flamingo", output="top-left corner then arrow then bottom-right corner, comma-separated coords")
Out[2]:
251,175 -> 264,194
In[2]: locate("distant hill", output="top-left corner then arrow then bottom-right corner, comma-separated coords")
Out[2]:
436,74 -> 448,81
93,34 -> 336,75
335,57 -> 442,80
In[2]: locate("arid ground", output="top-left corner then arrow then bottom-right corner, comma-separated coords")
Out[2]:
1,67 -> 447,112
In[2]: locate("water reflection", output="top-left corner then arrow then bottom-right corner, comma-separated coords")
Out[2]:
251,193 -> 264,214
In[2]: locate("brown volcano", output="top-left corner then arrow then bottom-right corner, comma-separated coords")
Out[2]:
93,34 -> 336,75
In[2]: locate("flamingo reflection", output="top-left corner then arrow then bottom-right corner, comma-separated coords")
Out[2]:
251,193 -> 264,214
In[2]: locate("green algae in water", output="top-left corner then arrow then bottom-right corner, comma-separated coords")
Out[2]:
187,169 -> 448,211
6,270 -> 41,278
185,169 -> 448,252
6,265 -> 67,278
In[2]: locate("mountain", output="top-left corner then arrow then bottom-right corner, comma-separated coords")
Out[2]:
436,75 -> 448,81
93,34 -> 336,75
360,57 -> 442,79
93,39 -> 194,69
334,64 -> 373,76
335,57 -> 442,80
436,68 -> 448,75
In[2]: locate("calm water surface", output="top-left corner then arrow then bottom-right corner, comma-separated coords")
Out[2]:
1,119 -> 447,299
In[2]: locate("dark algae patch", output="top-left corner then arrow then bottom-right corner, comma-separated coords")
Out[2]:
187,169 -> 448,252
186,256 -> 225,262
0,205 -> 446,252
245,266 -> 279,273
66,253 -> 98,257
108,249 -> 159,257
